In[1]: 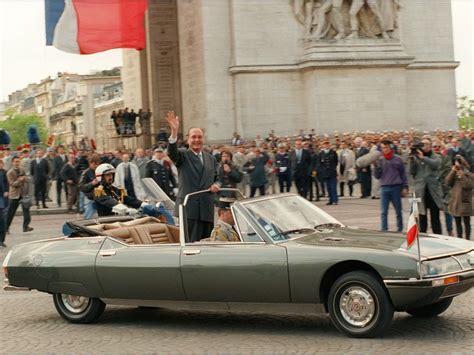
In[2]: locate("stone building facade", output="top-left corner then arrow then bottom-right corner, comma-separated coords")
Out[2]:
122,0 -> 458,142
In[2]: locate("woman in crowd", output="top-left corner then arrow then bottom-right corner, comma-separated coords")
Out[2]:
445,155 -> 473,240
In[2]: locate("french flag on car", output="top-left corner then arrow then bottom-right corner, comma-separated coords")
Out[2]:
45,0 -> 148,55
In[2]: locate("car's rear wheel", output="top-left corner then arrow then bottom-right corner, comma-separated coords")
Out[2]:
328,271 -> 394,338
53,293 -> 105,324
406,297 -> 453,318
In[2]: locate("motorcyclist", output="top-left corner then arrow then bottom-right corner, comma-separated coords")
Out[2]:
93,163 -> 174,224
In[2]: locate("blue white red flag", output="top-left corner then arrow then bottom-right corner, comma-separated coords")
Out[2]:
45,0 -> 148,55
406,196 -> 419,249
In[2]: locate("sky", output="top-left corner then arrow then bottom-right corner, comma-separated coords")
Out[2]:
0,0 -> 473,101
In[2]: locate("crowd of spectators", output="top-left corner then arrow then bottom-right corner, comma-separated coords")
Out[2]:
0,126 -> 472,248
110,108 -> 152,136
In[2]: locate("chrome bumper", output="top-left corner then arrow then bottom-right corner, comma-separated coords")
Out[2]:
383,270 -> 474,310
384,269 -> 474,287
3,284 -> 31,291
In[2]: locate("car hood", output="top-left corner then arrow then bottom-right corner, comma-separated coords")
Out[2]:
290,226 -> 473,259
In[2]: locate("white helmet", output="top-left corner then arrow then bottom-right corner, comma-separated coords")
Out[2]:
95,163 -> 116,182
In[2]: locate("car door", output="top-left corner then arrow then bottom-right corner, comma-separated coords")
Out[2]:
180,208 -> 290,303
95,238 -> 185,300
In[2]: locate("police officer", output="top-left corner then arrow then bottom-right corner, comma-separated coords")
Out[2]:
145,147 -> 177,199
93,163 -> 143,216
210,199 -> 240,242
275,144 -> 292,193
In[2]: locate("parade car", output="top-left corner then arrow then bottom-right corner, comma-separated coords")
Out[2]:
3,190 -> 474,338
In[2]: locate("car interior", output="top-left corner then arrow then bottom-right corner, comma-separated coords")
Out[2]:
86,217 -> 180,245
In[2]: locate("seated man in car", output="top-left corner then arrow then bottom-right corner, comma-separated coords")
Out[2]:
210,199 -> 240,242
93,163 -> 174,224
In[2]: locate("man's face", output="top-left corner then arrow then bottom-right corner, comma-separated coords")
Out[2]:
295,141 -> 302,150
381,144 -> 392,154
58,147 -> 65,155
90,162 -> 99,170
114,151 -> 121,159
154,152 -> 164,160
432,143 -> 441,154
188,128 -> 204,153
13,158 -> 20,168
222,209 -> 235,225
279,147 -> 286,154
103,173 -> 114,184
135,149 -> 144,158
451,139 -> 459,148
221,153 -> 231,162
422,140 -> 432,153
36,150 -> 44,158
68,154 -> 76,164
341,142 -> 346,149
122,154 -> 130,163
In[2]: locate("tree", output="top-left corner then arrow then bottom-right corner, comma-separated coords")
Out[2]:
457,96 -> 474,129
0,113 -> 48,148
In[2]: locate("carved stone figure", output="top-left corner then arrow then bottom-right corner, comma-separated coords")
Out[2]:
290,0 -> 401,41
313,0 -> 345,40
347,0 -> 389,39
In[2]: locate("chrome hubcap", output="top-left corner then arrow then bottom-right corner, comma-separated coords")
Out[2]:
339,286 -> 376,327
61,294 -> 90,314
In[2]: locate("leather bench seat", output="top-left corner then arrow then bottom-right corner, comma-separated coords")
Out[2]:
102,222 -> 179,245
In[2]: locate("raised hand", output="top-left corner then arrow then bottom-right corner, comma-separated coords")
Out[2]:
166,111 -> 179,133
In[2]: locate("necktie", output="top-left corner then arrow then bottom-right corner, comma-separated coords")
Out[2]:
297,150 -> 301,163
124,164 -> 130,180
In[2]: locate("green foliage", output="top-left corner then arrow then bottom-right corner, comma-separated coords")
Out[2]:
0,113 -> 48,149
457,96 -> 474,129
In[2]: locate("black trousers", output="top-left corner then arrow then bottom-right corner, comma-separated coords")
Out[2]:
360,171 -> 372,197
56,178 -> 68,205
419,188 -> 442,235
35,180 -> 47,205
187,219 -> 213,243
6,198 -> 31,232
454,216 -> 471,240
294,174 -> 308,198
308,176 -> 320,201
250,185 -> 265,198
278,173 -> 291,193
340,182 -> 354,197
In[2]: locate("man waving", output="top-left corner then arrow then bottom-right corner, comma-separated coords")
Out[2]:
166,111 -> 220,242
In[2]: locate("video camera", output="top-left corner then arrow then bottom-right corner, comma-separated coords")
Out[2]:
410,142 -> 424,156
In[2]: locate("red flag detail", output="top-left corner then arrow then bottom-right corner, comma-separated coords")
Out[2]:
406,209 -> 418,248
73,0 -> 148,55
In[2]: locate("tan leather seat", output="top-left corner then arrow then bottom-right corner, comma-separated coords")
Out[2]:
137,224 -> 174,244
101,227 -> 140,244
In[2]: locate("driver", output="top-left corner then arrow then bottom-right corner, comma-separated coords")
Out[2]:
93,163 -> 144,217
210,199 -> 240,242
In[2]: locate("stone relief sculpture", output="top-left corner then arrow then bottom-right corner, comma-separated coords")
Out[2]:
290,0 -> 401,40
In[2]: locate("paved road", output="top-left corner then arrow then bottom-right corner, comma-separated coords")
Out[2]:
1,197 -> 473,354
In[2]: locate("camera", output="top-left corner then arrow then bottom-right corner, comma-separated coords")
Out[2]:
410,142 -> 424,156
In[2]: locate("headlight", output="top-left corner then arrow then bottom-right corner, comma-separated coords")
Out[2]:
454,251 -> 474,270
421,257 -> 462,277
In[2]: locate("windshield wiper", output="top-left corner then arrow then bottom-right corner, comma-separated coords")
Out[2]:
272,228 -> 315,240
314,223 -> 343,229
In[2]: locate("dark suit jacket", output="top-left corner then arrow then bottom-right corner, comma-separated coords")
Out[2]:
53,155 -> 67,180
30,159 -> 50,182
168,142 -> 218,222
290,149 -> 311,177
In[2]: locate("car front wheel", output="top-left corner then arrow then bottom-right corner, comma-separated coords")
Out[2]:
406,297 -> 453,318
328,271 -> 394,338
53,293 -> 105,324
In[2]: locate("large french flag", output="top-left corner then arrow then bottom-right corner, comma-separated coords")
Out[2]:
45,0 -> 148,55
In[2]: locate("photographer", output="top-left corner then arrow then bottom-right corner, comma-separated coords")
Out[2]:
409,138 -> 444,234
217,150 -> 242,197
445,155 -> 473,240
244,148 -> 270,197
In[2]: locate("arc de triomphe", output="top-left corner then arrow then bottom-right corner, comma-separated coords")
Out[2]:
121,0 -> 458,144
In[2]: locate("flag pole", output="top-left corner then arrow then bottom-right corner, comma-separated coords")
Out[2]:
412,191 -> 423,279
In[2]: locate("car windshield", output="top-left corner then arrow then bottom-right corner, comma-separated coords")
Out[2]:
241,195 -> 343,241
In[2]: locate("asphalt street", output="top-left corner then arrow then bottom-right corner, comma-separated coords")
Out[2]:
1,197 -> 473,354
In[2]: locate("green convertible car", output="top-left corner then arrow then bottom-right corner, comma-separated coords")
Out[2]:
3,191 -> 474,338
